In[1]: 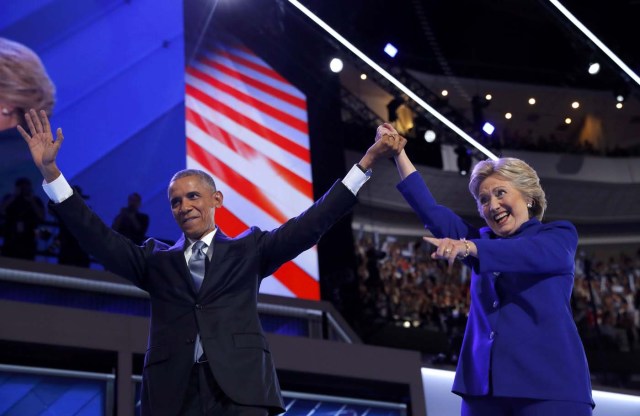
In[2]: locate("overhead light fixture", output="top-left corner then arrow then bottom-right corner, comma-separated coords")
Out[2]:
360,73 -> 367,80
485,94 -> 492,101
505,112 -> 513,120
482,122 -> 495,135
528,98 -> 536,105
441,89 -> 449,97
384,43 -> 398,58
286,0 -> 498,160
588,62 -> 600,75
548,0 -> 640,87
329,58 -> 343,73
565,117 -> 572,124
571,101 -> 580,109
616,102 -> 623,109
424,129 -> 436,143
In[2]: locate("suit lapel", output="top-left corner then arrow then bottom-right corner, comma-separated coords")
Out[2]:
199,228 -> 231,294
169,235 -> 199,296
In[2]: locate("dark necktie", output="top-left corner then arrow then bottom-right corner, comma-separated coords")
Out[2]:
189,240 -> 207,292
188,240 -> 207,362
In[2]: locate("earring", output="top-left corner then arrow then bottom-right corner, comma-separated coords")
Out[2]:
1,108 -> 10,116
527,202 -> 533,208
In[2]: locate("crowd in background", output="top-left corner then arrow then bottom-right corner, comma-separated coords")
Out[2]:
355,235 -> 640,356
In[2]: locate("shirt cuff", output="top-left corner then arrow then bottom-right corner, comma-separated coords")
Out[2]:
42,173 -> 74,203
342,164 -> 371,195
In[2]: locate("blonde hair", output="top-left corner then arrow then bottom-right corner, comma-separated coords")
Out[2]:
0,38 -> 55,125
469,157 -> 547,220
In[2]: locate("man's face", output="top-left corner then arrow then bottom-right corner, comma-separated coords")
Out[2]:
168,175 -> 222,240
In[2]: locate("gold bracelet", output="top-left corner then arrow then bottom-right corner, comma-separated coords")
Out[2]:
458,238 -> 470,259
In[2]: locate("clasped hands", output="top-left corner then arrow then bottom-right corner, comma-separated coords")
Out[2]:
359,123 -> 406,170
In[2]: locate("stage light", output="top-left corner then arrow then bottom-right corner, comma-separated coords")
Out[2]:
528,98 -> 536,105
360,73 -> 367,80
482,122 -> 495,135
616,94 -> 625,102
571,101 -> 580,109
485,93 -> 492,101
588,62 -> 600,75
441,89 -> 449,97
565,117 -> 572,124
616,102 -> 623,109
286,0 -> 498,160
384,43 -> 398,58
329,58 -> 343,73
548,0 -> 640,87
424,129 -> 436,143
403,321 -> 411,328
505,112 -> 512,119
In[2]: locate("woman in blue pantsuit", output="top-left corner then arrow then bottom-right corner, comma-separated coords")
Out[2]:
378,123 -> 594,416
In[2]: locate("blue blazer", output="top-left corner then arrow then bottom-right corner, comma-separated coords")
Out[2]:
398,172 -> 593,406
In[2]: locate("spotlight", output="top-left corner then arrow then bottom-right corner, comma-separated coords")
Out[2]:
528,98 -> 536,105
482,122 -> 495,135
329,58 -> 343,73
505,112 -> 512,119
616,94 -> 625,102
441,89 -> 449,97
384,43 -> 398,58
616,102 -> 623,109
360,73 -> 367,80
588,62 -> 600,75
485,93 -> 492,101
424,129 -> 436,143
403,321 -> 411,328
565,117 -> 572,124
571,101 -> 580,109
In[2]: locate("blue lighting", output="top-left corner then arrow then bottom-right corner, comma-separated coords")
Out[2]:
482,122 -> 495,135
384,43 -> 398,58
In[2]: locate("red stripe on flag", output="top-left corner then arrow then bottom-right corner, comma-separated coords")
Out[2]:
273,262 -> 320,300
186,108 -> 313,197
187,67 -> 308,134
213,48 -> 289,84
187,138 -> 289,224
186,84 -> 310,163
197,57 -> 306,110
215,207 -> 248,237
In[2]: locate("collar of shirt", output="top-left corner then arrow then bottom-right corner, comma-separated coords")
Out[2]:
184,227 -> 217,262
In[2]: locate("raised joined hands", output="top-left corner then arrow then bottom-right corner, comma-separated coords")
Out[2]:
17,109 -> 64,182
359,123 -> 407,170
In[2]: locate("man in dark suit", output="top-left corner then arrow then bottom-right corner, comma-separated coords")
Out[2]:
19,109 -> 405,416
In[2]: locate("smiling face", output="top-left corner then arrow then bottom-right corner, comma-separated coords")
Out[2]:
168,175 -> 223,240
478,174 -> 532,237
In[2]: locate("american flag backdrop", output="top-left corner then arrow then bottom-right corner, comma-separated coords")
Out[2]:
184,39 -> 319,300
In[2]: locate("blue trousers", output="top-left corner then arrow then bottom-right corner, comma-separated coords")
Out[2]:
461,396 -> 592,416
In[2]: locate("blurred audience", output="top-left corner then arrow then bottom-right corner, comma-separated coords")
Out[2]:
355,235 -> 640,358
112,192 -> 149,245
0,177 -> 45,260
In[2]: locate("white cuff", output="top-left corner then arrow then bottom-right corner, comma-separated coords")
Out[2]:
42,173 -> 74,203
341,164 -> 371,195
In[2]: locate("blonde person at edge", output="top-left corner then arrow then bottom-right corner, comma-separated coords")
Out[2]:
383,124 -> 593,416
18,109 -> 406,416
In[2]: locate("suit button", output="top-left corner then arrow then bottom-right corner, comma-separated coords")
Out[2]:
186,338 -> 194,344
493,300 -> 499,308
195,304 -> 202,310
489,331 -> 496,340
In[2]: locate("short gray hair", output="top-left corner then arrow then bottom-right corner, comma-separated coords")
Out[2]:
168,169 -> 217,197
468,157 -> 547,220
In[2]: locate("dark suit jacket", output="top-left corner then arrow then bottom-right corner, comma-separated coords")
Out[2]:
50,180 -> 358,416
397,172 -> 593,407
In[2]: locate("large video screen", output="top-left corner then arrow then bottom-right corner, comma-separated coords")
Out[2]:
185,36 -> 319,300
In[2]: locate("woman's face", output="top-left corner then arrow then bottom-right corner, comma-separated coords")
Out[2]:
478,174 -> 531,237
